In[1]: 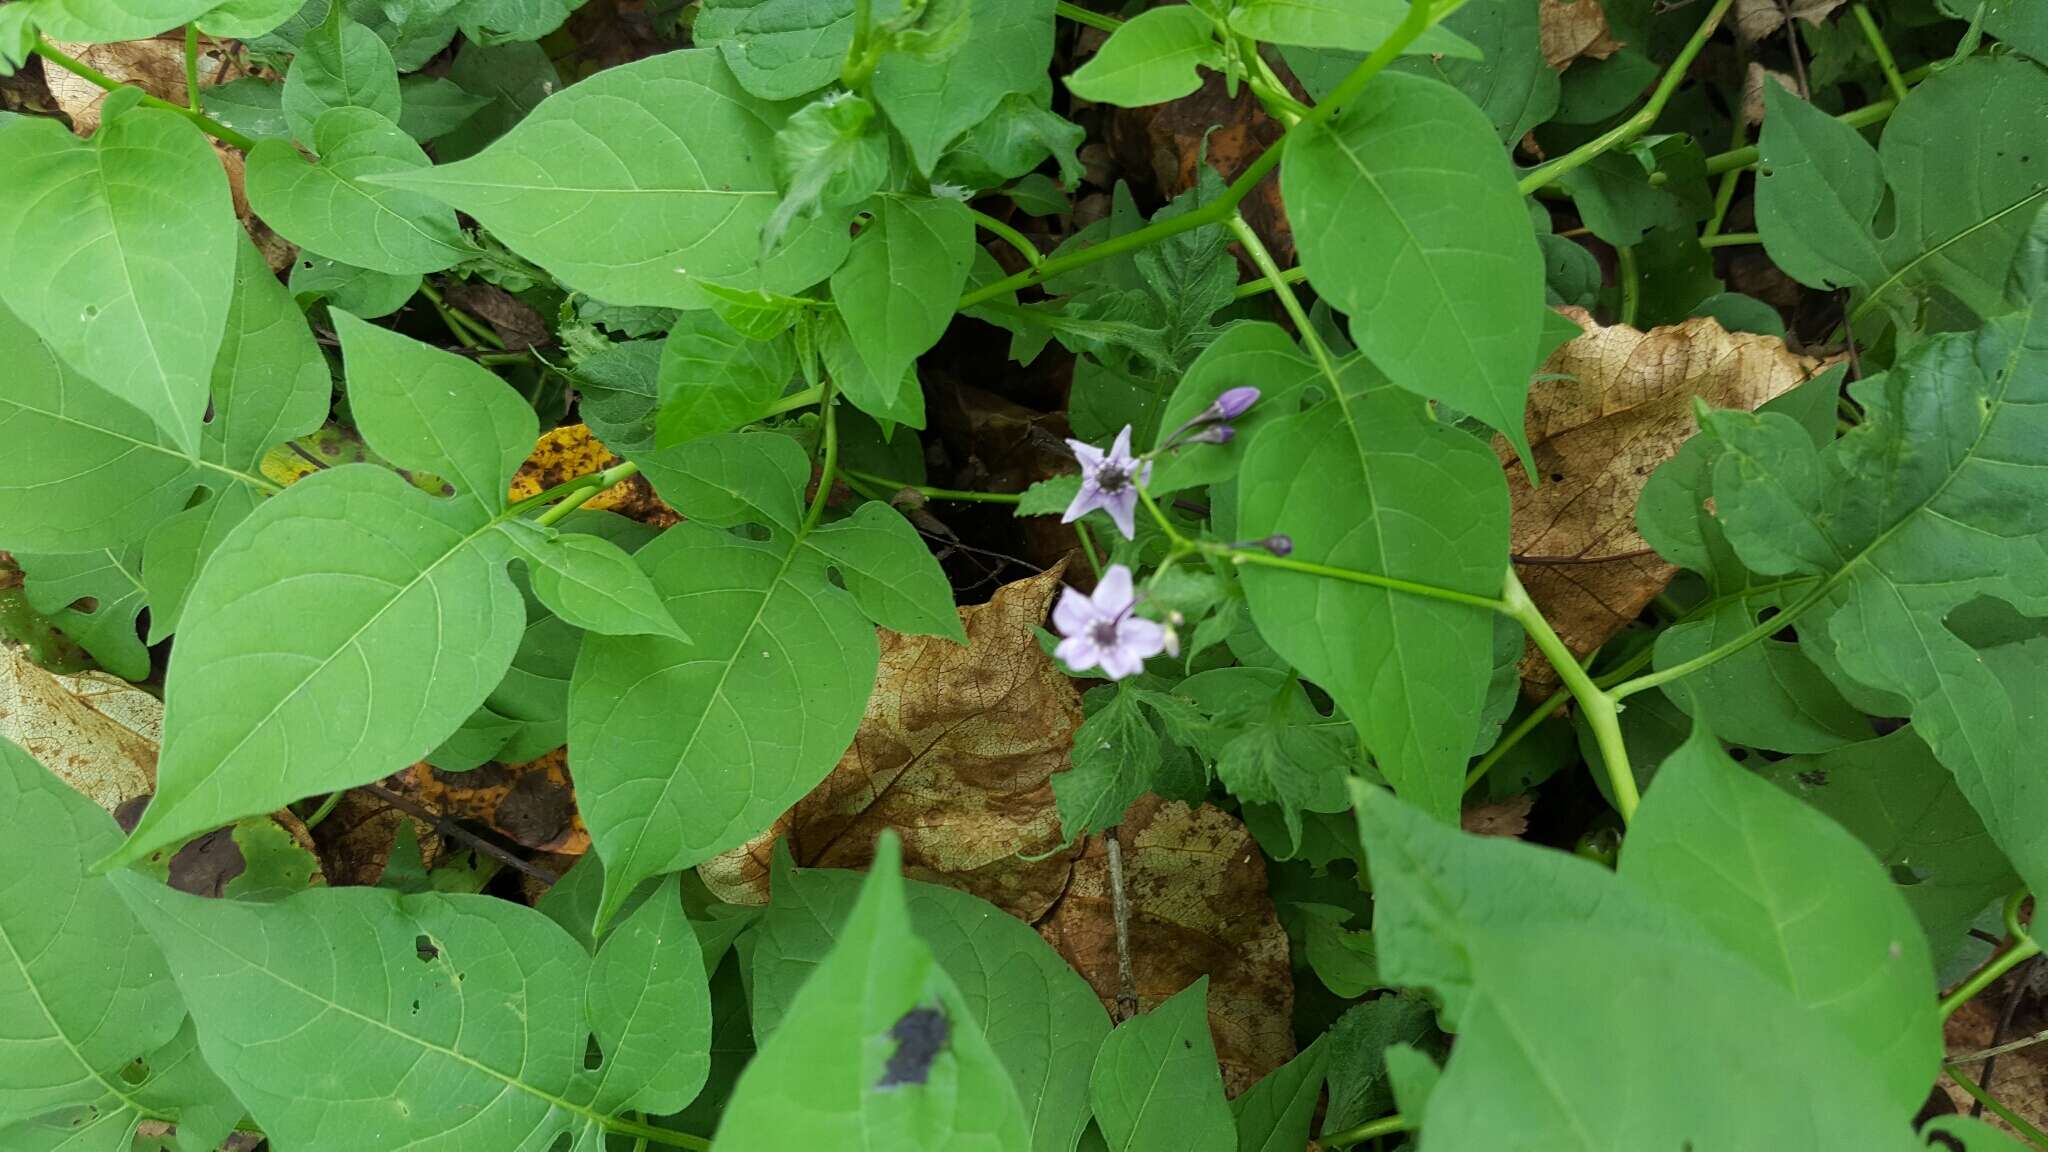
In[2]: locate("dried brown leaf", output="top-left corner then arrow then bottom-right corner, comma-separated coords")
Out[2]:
406,748 -> 590,855
0,644 -> 158,813
1037,796 -> 1294,1097
45,35 -> 239,134
1743,61 -> 1800,127
1461,793 -> 1535,838
1506,308 -> 1821,687
1540,0 -> 1625,69
1943,994 -> 2048,1136
445,282 -> 552,351
1735,0 -> 1847,42
700,567 -> 1085,921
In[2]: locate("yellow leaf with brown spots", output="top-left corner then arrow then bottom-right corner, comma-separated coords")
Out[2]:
700,566 -> 1085,921
1037,796 -> 1294,1097
1505,308 -> 1823,686
0,644 -> 158,814
509,424 -> 677,527
405,748 -> 590,856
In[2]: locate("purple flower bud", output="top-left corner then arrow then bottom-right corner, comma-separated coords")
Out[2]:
1182,424 -> 1234,445
1208,386 -> 1259,420
1257,534 -> 1293,557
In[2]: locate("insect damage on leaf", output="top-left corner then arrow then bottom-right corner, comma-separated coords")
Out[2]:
878,1006 -> 950,1088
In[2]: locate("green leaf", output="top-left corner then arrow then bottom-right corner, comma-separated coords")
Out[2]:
379,49 -> 850,310
0,737 -> 183,1131
831,196 -> 975,423
630,429 -> 809,533
805,501 -> 967,642
502,521 -> 690,641
203,76 -> 291,141
1354,782 -> 1927,1148
933,91 -> 1085,192
1229,0 -> 1476,57
1939,0 -> 2047,62
694,0 -> 854,100
15,546 -> 150,682
1052,683 -> 1160,839
11,0 -> 212,42
747,847 -> 1110,1152
195,0 -> 306,39
875,0 -> 1056,173
1621,723 -> 1941,1104
289,251 -> 420,318
104,320 -> 547,868
1697,220 -> 2048,913
453,0 -> 582,44
112,875 -> 657,1149
715,836 -> 1033,1151
0,304 -> 201,555
1758,728 -> 2020,964
1066,6 -> 1220,108
820,309 -> 925,428
143,236 -> 332,639
396,75 -> 491,142
248,107 -> 470,276
1229,1040 -> 1328,1152
1237,362 -> 1509,822
655,311 -> 797,448
583,874 -> 712,1115
567,506 -> 879,926
0,100 -> 236,456
1281,71 -> 1545,463
1756,58 -> 2048,331
1318,995 -> 1440,1139
1016,474 -> 1082,516
1382,0 -> 1556,143
768,90 -> 888,252
435,38 -> 558,159
1088,978 -> 1235,1152
281,3 -> 401,147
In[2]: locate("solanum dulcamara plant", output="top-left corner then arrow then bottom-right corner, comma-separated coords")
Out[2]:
0,0 -> 2043,1147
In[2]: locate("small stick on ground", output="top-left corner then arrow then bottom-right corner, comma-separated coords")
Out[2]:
1106,827 -> 1139,1023
360,781 -> 561,886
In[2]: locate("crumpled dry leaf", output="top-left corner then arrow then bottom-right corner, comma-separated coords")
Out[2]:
1037,796 -> 1294,1097
1506,307 -> 1821,687
0,643 -> 158,812
45,35 -> 240,134
405,748 -> 590,856
306,784 -> 426,887
446,281 -> 552,351
1461,793 -> 1535,838
1540,0 -> 1625,69
1735,0 -> 1846,42
509,424 -> 678,527
701,566 -> 1085,921
1743,61 -> 1800,126
1943,993 -> 2048,1129
1109,69 -> 1292,269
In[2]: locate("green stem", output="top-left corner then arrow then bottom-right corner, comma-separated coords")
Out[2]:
418,282 -> 502,351
1616,244 -> 1641,327
800,379 -> 840,535
842,0 -> 877,89
1703,96 -> 1901,175
1853,3 -> 1911,102
1518,0 -> 1732,195
1232,263 -> 1308,301
970,208 -> 1043,268
1054,0 -> 1122,31
842,470 -> 1024,503
1075,520 -> 1105,577
1504,569 -> 1637,821
956,0 -> 1437,311
31,38 -> 255,150
1227,211 -> 1342,388
1948,1068 -> 2048,1152
762,383 -> 825,418
1701,100 -> 1746,238
1698,231 -> 1761,249
1608,576 -> 1827,702
1323,1113 -> 1411,1148
302,791 -> 345,829
1202,541 -> 1511,612
532,461 -> 640,527
601,1115 -> 712,1152
1465,644 -> 1655,792
183,24 -> 201,112
475,350 -> 534,366
1941,891 -> 2039,1018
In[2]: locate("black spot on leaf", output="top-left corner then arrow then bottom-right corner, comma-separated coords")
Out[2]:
414,934 -> 439,963
1796,769 -> 1828,787
877,1007 -> 948,1088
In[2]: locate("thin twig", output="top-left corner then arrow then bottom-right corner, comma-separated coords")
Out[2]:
360,782 -> 561,885
1975,956 -> 2041,1118
1105,828 -> 1139,1023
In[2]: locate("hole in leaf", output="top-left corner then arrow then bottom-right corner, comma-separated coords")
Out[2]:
67,597 -> 100,615
1728,747 -> 1749,762
876,1007 -> 948,1088
414,935 -> 439,963
410,999 -> 420,1015
1548,472 -> 1565,484
118,1059 -> 148,1086
1889,862 -> 1929,887
584,1035 -> 605,1071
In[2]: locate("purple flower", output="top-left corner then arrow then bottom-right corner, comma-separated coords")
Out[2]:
1063,425 -> 1151,539
1209,386 -> 1259,420
1052,565 -> 1167,680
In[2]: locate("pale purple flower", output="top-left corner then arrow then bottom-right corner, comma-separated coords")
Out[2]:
1063,425 -> 1151,539
1209,386 -> 1259,420
1052,565 -> 1167,680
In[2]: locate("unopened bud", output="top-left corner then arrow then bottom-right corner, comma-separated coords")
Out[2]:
1208,386 -> 1259,420
1256,534 -> 1293,557
1183,424 -> 1235,445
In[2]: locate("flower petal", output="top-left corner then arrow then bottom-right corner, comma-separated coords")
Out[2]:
1118,617 -> 1169,661
1066,438 -> 1104,469
1091,564 -> 1135,615
1055,634 -> 1100,671
1052,587 -> 1096,637
1109,425 -> 1135,464
1097,645 -> 1143,680
1104,491 -> 1139,540
1061,480 -> 1104,525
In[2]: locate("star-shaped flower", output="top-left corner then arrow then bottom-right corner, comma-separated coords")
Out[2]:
1063,425 -> 1151,539
1052,564 -> 1167,680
